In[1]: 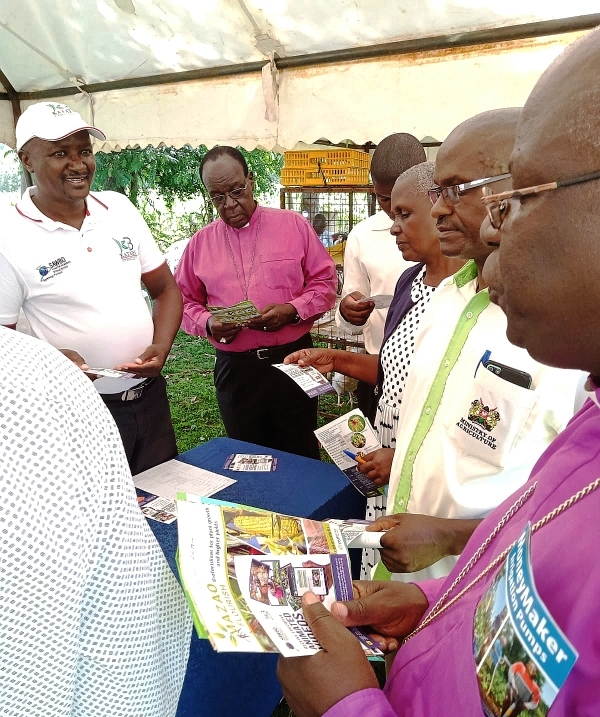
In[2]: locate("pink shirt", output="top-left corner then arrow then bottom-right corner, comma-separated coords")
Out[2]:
175,205 -> 337,351
326,391 -> 600,717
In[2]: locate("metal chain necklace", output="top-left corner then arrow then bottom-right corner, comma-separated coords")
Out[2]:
404,475 -> 600,641
224,212 -> 261,300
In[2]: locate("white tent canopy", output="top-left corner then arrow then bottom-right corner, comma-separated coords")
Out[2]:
1,1 -> 599,151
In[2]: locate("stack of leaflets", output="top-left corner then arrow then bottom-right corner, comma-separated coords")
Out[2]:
207,300 -> 261,324
314,409 -> 383,497
176,493 -> 382,657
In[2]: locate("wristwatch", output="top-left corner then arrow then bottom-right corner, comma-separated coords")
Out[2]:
291,312 -> 301,324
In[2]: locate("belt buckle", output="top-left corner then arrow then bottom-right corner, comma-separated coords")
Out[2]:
121,385 -> 145,401
256,348 -> 270,360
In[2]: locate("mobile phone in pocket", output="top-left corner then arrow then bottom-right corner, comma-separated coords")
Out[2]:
483,360 -> 533,389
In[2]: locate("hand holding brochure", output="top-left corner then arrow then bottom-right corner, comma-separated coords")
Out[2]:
176,493 -> 382,657
314,409 -> 383,497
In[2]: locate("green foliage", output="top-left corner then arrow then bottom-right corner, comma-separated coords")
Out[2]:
92,144 -> 283,249
0,145 -> 20,192
0,170 -> 19,192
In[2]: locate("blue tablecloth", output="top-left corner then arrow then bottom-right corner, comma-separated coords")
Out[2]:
145,437 -> 366,717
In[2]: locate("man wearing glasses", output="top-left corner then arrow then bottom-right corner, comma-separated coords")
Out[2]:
175,146 -> 337,459
366,109 -> 582,583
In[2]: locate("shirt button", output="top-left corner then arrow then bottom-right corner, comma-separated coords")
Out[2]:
444,359 -> 450,368
425,407 -> 431,415
408,453 -> 414,462
466,311 -> 473,319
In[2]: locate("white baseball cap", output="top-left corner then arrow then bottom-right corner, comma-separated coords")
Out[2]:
16,102 -> 106,151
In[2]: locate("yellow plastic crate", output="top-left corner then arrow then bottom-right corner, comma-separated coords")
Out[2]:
283,148 -> 370,170
281,166 -> 370,186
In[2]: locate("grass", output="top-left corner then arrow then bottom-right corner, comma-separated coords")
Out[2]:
164,331 -> 352,455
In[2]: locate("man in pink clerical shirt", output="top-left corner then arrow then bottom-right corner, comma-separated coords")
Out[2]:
175,146 -> 337,459
277,27 -> 600,717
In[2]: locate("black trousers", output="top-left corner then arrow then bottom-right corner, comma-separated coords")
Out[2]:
102,374 -> 178,476
214,333 -> 320,460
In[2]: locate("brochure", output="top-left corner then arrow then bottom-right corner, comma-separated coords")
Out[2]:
84,367 -> 139,378
273,363 -> 336,398
357,294 -> 393,309
137,491 -> 177,524
224,454 -> 278,472
207,300 -> 261,324
176,493 -> 383,657
474,524 -> 578,716
314,409 -> 383,497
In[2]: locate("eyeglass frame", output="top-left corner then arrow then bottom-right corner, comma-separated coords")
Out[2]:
481,169 -> 600,230
427,172 -> 511,207
209,180 -> 251,207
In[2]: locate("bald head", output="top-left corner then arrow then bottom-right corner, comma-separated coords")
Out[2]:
512,30 -> 600,185
432,108 -> 520,266
492,28 -> 600,373
436,108 -> 521,183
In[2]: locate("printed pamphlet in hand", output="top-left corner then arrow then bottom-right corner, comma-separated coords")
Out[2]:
207,300 -> 262,324
314,409 -> 383,497
273,363 -> 336,398
176,493 -> 383,657
357,294 -> 394,309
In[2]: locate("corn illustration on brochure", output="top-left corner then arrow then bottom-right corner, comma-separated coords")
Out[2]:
176,492 -> 383,657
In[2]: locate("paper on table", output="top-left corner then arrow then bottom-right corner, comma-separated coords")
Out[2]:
134,459 -> 236,501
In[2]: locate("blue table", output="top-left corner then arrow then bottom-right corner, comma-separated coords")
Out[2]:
145,437 -> 366,717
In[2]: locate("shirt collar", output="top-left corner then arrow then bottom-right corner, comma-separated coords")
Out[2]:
585,376 -> 600,410
371,210 -> 393,231
15,188 -> 107,231
453,259 -> 479,288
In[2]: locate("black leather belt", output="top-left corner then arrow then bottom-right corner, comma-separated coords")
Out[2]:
100,377 -> 155,402
218,335 -> 310,362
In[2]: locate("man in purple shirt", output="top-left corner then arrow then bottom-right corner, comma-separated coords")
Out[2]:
277,28 -> 600,716
175,146 -> 336,459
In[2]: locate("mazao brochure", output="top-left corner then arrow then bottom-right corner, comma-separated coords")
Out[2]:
176,493 -> 382,658
314,409 -> 383,497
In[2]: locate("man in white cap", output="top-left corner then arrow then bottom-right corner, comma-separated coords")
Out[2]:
0,102 -> 182,474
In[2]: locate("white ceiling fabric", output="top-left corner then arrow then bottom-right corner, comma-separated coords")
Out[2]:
0,0 -> 598,150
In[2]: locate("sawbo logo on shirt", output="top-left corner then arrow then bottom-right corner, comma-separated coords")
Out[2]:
37,256 -> 71,282
455,398 -> 501,450
113,237 -> 138,262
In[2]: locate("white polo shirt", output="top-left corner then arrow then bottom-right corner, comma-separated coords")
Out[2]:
335,211 -> 415,353
0,189 -> 165,392
384,261 -> 583,582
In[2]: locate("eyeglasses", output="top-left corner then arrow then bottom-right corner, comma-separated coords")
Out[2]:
481,169 -> 600,230
210,182 -> 249,207
428,173 -> 511,207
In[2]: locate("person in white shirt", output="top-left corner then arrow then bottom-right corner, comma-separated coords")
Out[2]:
0,102 -> 182,475
0,326 -> 191,717
335,133 -> 425,422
